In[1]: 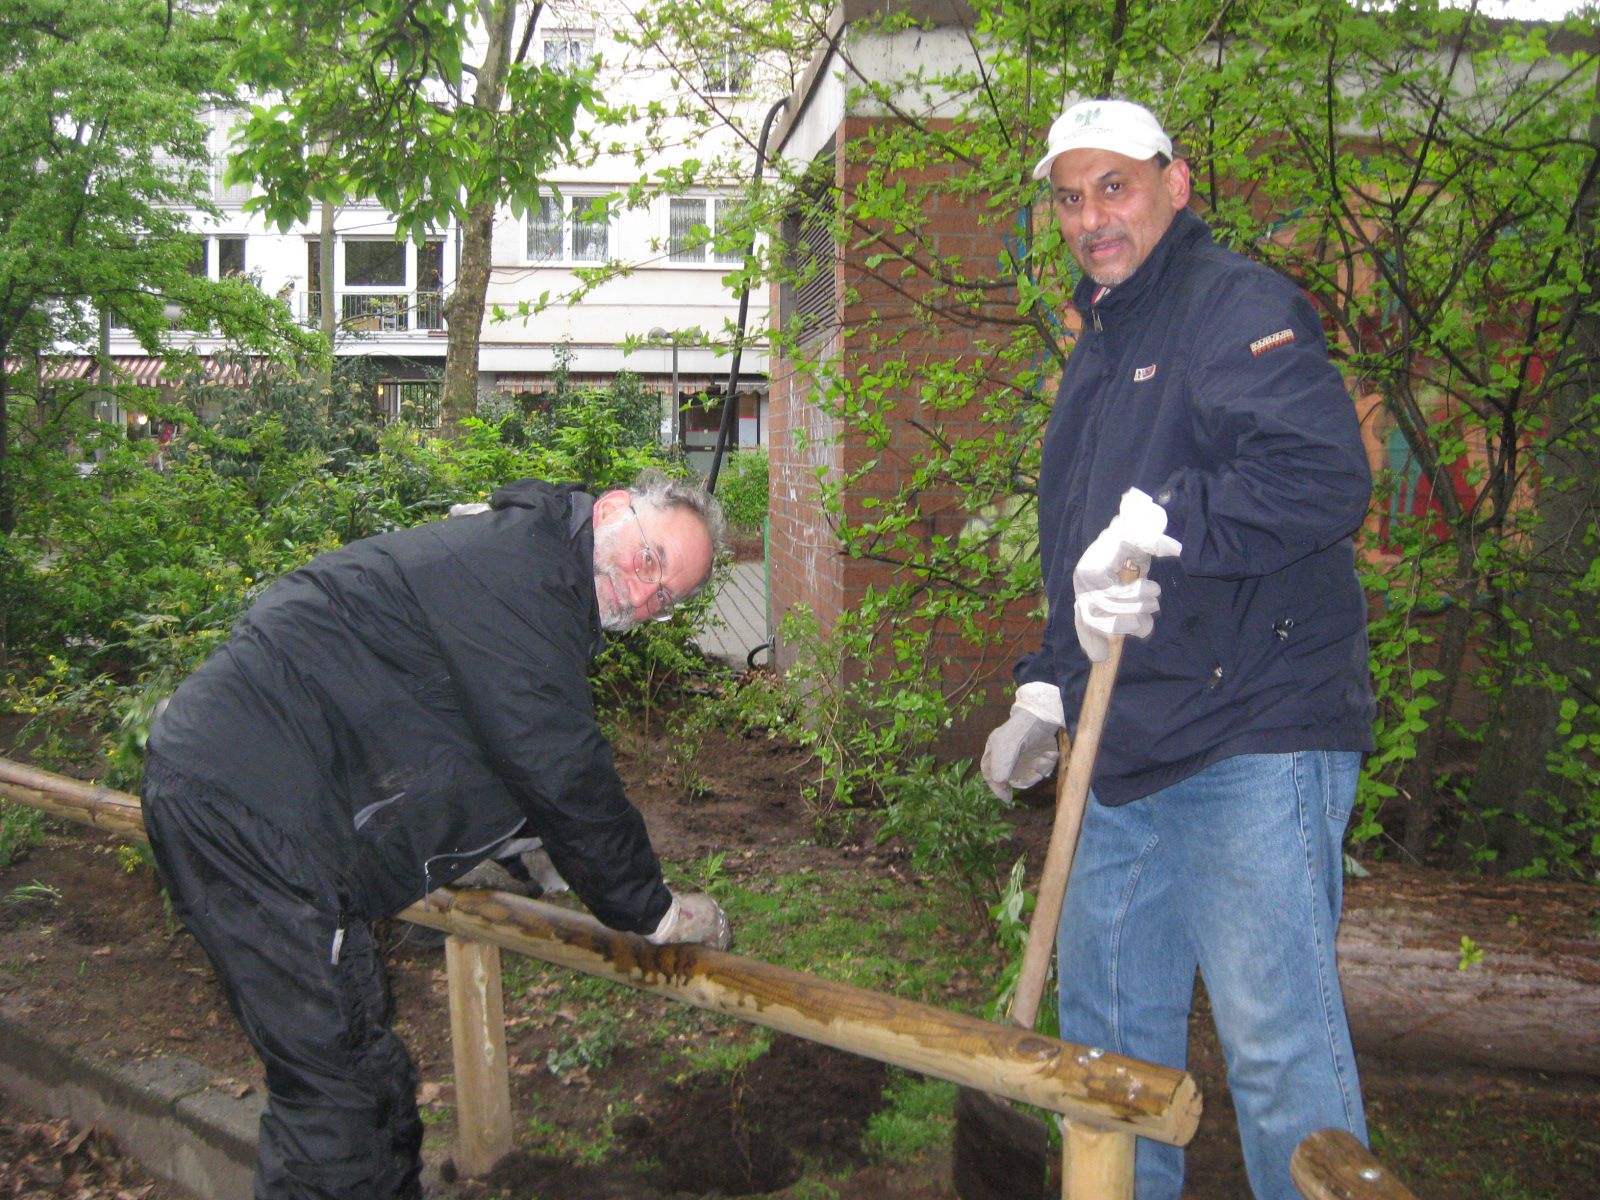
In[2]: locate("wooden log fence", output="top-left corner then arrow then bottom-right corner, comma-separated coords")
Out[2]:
0,757 -> 1418,1197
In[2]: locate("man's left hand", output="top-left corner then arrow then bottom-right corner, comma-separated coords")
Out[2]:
646,892 -> 732,951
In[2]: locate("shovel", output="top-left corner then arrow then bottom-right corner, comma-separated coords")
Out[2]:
952,619 -> 1131,1200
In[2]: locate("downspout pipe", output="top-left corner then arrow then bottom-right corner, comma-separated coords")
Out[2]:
705,96 -> 788,495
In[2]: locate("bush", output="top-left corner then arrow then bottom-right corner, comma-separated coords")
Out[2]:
3,361 -> 694,780
716,447 -> 768,535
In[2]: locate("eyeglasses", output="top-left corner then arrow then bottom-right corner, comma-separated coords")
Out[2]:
626,504 -> 679,622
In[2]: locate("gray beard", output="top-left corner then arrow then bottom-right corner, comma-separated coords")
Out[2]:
593,521 -> 641,632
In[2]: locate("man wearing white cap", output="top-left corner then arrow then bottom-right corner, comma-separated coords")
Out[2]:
981,98 -> 1374,1198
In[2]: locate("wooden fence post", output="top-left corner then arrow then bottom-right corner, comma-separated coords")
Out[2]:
1061,1118 -> 1135,1199
444,934 -> 513,1177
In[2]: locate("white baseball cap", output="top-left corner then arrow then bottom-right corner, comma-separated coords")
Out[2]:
1032,99 -> 1174,181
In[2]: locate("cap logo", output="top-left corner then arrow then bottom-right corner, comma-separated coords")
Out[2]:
1249,329 -> 1296,357
1075,106 -> 1102,127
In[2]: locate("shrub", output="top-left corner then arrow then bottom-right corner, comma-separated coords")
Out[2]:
716,447 -> 768,535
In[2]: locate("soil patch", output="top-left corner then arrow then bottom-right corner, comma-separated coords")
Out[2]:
476,1037 -> 888,1198
2,716 -> 1598,1199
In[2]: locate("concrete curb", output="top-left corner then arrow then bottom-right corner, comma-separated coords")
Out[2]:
0,995 -> 259,1199
0,993 -> 468,1198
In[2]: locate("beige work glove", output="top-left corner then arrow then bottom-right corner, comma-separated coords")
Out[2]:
979,681 -> 1065,803
646,892 -> 732,951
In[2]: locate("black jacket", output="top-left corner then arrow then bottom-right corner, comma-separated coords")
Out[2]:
149,479 -> 672,930
1017,208 -> 1376,803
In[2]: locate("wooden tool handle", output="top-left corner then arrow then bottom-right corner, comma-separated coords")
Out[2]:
1008,640 -> 1125,1029
1009,562 -> 1139,1031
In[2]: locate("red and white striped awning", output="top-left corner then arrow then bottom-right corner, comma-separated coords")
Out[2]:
5,356 -> 256,386
492,372 -> 759,397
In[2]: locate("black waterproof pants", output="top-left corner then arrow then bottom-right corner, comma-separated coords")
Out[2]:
141,754 -> 423,1200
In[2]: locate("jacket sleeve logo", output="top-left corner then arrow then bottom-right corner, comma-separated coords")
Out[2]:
1249,329 -> 1296,357
1132,363 -> 1158,382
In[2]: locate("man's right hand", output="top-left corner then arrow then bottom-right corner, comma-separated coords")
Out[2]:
980,683 -> 1065,802
1072,487 -> 1182,662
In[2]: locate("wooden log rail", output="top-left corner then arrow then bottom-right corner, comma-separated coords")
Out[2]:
1292,1129 -> 1422,1199
403,885 -> 1201,1142
20,757 -> 1439,1199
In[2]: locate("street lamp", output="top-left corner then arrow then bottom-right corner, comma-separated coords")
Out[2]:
648,326 -> 679,445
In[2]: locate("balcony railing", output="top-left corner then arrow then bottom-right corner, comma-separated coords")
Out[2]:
301,290 -> 446,333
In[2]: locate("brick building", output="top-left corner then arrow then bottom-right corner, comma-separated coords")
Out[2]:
763,0 -> 1042,758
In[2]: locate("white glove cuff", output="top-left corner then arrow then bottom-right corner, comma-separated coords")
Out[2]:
1013,681 -> 1064,727
645,893 -> 682,944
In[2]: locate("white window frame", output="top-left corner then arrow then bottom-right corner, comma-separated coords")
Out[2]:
542,30 -> 594,74
527,190 -> 612,264
215,235 -> 247,278
666,194 -> 746,267
208,108 -> 253,206
701,47 -> 750,96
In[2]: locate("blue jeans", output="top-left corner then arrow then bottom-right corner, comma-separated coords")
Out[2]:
1056,751 -> 1367,1199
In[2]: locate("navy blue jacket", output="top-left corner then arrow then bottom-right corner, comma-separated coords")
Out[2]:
1016,208 -> 1375,803
150,479 -> 673,929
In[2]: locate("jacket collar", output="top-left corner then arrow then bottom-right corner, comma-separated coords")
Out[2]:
1072,206 -> 1211,319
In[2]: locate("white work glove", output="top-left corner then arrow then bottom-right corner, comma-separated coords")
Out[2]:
453,837 -> 569,898
646,892 -> 732,951
979,681 -> 1065,803
1072,487 -> 1183,663
447,501 -> 491,517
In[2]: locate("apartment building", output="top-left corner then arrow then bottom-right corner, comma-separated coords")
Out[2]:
86,1 -> 772,471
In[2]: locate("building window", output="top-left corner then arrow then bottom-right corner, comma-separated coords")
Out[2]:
543,31 -> 593,73
668,195 -> 744,265
701,47 -> 750,96
217,236 -> 246,277
303,237 -> 444,330
418,239 -> 445,330
528,192 -> 610,263
208,107 -> 254,205
377,379 -> 441,428
344,240 -> 406,287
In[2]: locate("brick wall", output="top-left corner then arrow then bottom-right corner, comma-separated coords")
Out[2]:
767,117 -> 1038,760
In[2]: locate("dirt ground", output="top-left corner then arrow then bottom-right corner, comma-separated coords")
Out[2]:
2,717 -> 1598,1199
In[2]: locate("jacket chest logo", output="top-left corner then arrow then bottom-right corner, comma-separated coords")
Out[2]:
1249,328 -> 1296,356
1132,363 -> 1157,382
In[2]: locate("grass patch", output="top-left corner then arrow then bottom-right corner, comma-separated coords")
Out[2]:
670,1029 -> 771,1081
0,802 -> 46,869
720,867 -> 989,1005
524,1096 -> 639,1165
865,1070 -> 957,1162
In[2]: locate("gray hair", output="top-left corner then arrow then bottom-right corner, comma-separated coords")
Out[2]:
629,468 -> 728,558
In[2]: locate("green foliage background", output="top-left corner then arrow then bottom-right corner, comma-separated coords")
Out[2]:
0,361 -> 700,789
619,0 -> 1600,880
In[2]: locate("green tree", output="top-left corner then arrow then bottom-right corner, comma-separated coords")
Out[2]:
1186,4 -> 1600,869
226,0 -> 598,427
0,0 -> 313,540
615,0 -> 1600,872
